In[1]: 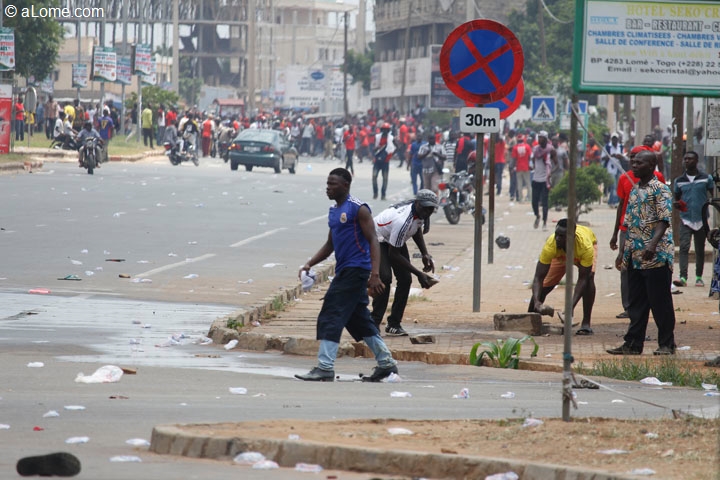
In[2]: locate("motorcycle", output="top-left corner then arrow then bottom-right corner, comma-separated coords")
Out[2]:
164,141 -> 199,167
80,137 -> 101,175
438,169 -> 485,225
217,140 -> 230,163
50,134 -> 79,151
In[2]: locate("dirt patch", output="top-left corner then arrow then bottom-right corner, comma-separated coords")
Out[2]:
186,417 -> 718,479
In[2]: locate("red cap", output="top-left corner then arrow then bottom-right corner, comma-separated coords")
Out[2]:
382,122 -> 391,130
630,145 -> 652,155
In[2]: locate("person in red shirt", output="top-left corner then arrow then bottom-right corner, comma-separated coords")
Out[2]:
584,138 -> 601,166
493,135 -> 506,195
512,135 -> 532,202
315,120 -> 325,157
201,114 -> 214,157
165,108 -> 177,127
357,126 -> 369,163
342,125 -> 356,175
609,145 -> 666,319
14,97 -> 25,141
397,119 -> 410,168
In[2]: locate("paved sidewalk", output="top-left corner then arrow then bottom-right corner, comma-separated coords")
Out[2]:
212,181 -> 720,370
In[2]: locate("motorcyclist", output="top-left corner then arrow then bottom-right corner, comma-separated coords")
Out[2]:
164,119 -> 179,154
216,120 -> 235,160
178,112 -> 199,153
53,112 -> 78,150
76,121 -> 103,168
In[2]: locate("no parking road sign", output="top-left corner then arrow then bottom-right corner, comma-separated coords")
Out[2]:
440,20 -> 524,104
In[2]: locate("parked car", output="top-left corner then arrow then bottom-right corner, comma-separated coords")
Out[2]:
228,129 -> 299,173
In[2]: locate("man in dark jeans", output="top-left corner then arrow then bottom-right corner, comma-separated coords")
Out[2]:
672,150 -> 713,288
608,150 -> 677,356
370,190 -> 440,336
295,168 -> 398,382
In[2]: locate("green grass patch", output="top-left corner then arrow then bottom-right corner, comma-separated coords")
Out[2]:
0,152 -> 26,163
13,131 -> 153,156
579,357 -> 720,389
227,318 -> 243,330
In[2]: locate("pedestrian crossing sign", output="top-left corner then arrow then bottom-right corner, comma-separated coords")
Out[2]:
531,96 -> 556,122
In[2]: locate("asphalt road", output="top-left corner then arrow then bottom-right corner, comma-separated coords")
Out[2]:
1,156 -> 716,479
0,155 -> 414,307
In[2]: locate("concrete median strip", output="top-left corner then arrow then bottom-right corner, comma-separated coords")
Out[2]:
149,424 -> 630,480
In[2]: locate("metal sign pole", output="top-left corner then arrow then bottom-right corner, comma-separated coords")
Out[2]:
562,95 -> 580,421
488,133 -> 495,264
473,130 -> 484,312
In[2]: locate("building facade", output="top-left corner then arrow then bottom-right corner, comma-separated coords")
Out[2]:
370,0 -> 526,114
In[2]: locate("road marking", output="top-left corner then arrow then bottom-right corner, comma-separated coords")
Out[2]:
230,228 -> 287,248
298,215 -> 326,226
136,253 -> 217,278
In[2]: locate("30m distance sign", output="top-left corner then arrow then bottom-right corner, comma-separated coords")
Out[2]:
459,107 -> 501,133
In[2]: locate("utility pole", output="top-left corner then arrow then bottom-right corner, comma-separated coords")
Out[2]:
172,0 -> 179,95
99,0 -> 106,108
343,11 -> 349,120
77,18 -> 81,101
399,1 -> 412,115
247,0 -> 256,113
137,0 -> 144,143
671,96 -> 685,243
537,0 -> 547,67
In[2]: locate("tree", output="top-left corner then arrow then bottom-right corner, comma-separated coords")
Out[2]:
549,164 -> 614,221
124,86 -> 179,112
4,0 -> 64,80
343,46 -> 374,92
506,0 -> 575,101
178,57 -> 202,106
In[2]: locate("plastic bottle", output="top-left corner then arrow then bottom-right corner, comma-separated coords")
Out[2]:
301,270 -> 316,292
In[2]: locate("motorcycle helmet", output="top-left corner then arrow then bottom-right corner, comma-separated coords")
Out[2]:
495,235 -> 510,250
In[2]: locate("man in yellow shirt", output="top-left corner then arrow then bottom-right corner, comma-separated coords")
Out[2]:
529,219 -> 597,335
63,102 -> 75,125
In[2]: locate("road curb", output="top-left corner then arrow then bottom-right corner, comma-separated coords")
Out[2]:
149,424 -> 631,480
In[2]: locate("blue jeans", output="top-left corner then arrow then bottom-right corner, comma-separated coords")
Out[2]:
410,162 -> 423,194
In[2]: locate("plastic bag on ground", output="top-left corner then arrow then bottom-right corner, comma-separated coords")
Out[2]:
75,365 -> 124,383
485,473 -> 519,480
233,452 -> 265,465
110,456 -> 142,462
252,460 -> 279,469
295,463 -> 323,473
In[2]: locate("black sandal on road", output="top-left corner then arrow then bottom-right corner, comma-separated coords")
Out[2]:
575,327 -> 594,336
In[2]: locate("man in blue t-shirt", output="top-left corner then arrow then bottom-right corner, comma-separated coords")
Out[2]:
295,168 -> 399,382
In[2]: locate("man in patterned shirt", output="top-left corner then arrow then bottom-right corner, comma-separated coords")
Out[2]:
608,150 -> 677,355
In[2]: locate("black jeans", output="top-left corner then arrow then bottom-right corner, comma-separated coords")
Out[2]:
678,223 -> 706,279
372,161 -> 389,198
625,265 -> 676,352
142,127 -> 154,148
345,149 -> 355,174
531,181 -> 549,222
371,243 -> 412,329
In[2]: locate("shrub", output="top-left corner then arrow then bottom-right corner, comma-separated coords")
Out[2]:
549,164 -> 614,221
469,336 -> 539,369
